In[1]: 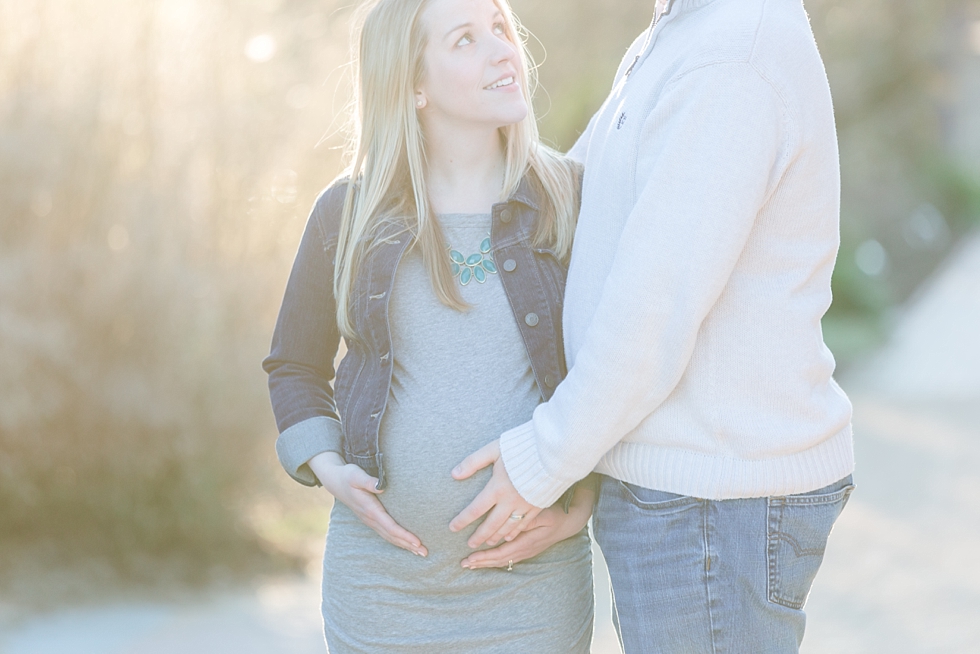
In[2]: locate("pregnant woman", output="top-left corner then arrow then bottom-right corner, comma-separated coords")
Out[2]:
262,0 -> 595,651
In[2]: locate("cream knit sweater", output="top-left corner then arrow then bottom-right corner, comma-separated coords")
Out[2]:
500,0 -> 855,506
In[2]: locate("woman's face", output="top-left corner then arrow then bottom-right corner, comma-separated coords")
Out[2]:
417,0 -> 527,130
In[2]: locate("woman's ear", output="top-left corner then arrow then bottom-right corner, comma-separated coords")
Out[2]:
415,92 -> 427,110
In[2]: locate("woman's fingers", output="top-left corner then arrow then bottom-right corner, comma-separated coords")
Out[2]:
461,529 -> 547,569
346,465 -> 383,493
339,468 -> 427,556
368,508 -> 428,556
315,460 -> 426,556
452,440 -> 500,481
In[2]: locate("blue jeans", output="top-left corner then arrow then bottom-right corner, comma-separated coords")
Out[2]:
593,474 -> 854,653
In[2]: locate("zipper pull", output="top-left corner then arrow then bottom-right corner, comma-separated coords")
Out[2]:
625,54 -> 640,78
627,3 -> 668,80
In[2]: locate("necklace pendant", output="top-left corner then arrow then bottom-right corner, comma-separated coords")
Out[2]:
448,233 -> 496,286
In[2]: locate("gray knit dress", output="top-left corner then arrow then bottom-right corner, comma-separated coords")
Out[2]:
320,213 -> 594,653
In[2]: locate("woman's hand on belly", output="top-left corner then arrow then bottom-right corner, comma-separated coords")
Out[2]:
309,452 -> 428,557
459,482 -> 595,570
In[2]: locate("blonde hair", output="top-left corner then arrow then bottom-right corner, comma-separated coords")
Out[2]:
335,0 -> 578,338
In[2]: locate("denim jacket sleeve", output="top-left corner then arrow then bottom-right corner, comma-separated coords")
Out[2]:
262,184 -> 347,486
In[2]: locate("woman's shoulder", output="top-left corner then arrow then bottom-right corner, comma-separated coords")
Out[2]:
523,154 -> 584,202
309,175 -> 355,243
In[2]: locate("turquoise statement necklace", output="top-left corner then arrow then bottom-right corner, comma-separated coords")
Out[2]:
449,234 -> 497,285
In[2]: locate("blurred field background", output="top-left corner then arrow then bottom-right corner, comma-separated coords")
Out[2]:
1,0 -> 979,647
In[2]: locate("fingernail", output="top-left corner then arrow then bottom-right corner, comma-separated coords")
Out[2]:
461,563 -> 470,569
452,466 -> 461,476
505,535 -> 514,542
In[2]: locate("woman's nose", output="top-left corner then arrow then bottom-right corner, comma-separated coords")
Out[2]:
489,33 -> 518,66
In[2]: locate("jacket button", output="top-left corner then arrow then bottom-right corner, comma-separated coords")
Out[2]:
503,259 -> 517,272
544,374 -> 555,387
525,312 -> 539,327
500,208 -> 512,223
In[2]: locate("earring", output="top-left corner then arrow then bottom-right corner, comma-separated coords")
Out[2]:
416,99 -> 424,108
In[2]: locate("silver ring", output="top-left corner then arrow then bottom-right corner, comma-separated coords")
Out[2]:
509,512 -> 525,521
507,560 -> 514,571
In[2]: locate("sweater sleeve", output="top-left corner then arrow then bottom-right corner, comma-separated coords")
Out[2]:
500,63 -> 794,507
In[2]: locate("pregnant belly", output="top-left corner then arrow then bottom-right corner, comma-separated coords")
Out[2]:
362,391 -> 540,562
377,445 -> 495,560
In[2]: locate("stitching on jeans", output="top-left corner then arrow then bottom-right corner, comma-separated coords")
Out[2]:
766,498 -> 779,605
702,501 -> 718,653
617,480 -> 700,510
774,486 -> 853,506
766,500 -> 808,610
772,531 -> 826,557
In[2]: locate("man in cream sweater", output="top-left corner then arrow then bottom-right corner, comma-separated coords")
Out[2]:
452,0 -> 856,650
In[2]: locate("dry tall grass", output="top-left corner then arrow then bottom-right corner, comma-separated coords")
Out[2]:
0,0 -> 353,585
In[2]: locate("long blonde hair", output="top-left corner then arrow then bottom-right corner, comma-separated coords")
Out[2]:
335,0 -> 578,338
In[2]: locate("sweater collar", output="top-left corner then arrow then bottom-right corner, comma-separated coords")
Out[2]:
662,0 -> 723,17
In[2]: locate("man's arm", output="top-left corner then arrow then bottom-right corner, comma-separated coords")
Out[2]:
502,62 -> 793,507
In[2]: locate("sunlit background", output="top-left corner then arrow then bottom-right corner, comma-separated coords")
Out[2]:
1,0 -> 979,652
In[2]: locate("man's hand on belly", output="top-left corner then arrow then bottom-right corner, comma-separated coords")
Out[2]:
459,482 -> 594,569
449,440 -> 541,548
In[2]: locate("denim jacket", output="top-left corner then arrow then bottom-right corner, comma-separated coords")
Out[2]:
263,171 -> 578,497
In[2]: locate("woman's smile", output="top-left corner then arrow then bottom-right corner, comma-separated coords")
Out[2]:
483,75 -> 518,91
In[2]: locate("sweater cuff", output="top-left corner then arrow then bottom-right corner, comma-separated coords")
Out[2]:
499,420 -> 573,508
275,416 -> 344,487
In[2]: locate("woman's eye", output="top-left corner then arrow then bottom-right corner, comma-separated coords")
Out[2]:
493,23 -> 506,36
456,34 -> 473,47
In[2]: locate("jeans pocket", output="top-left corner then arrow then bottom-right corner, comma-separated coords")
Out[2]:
617,480 -> 700,511
766,478 -> 855,609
